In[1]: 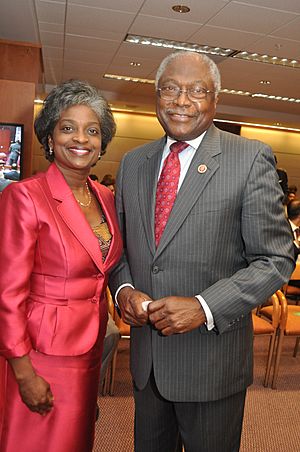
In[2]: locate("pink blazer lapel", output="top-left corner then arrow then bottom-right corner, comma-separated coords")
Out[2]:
88,178 -> 122,271
46,164 -> 105,274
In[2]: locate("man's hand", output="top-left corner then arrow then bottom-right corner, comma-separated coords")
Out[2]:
148,296 -> 206,336
117,287 -> 152,326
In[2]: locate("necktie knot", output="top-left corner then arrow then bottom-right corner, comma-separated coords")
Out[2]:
170,141 -> 189,154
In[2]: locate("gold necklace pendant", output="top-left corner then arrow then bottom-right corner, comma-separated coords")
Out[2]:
75,182 -> 92,208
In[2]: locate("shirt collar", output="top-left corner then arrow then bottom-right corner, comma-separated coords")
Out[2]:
166,131 -> 207,151
289,219 -> 299,232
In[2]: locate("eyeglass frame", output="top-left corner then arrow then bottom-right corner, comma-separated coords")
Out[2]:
157,85 -> 216,102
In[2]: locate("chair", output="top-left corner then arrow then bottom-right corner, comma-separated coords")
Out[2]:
252,293 -> 281,387
260,290 -> 300,389
283,261 -> 300,304
102,287 -> 130,395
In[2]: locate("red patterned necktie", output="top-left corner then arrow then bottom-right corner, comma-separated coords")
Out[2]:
155,141 -> 189,246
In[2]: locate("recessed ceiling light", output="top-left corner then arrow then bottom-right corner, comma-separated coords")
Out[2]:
260,80 -> 271,85
130,62 -> 141,67
172,5 -> 190,13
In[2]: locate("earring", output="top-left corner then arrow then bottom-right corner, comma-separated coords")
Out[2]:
98,152 -> 101,160
49,146 -> 53,156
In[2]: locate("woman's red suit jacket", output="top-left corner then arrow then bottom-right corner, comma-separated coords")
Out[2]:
0,163 -> 123,358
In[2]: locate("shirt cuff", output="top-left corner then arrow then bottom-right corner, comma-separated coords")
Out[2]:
195,295 -> 215,331
115,283 -> 135,305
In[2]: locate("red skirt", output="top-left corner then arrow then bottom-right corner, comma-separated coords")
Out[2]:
0,310 -> 107,452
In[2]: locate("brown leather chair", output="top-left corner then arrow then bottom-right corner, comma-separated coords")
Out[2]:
252,293 -> 281,387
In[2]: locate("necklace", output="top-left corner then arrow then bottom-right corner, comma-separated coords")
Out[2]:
75,182 -> 92,208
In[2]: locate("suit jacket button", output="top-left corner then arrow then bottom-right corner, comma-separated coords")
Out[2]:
91,297 -> 98,303
152,266 -> 159,274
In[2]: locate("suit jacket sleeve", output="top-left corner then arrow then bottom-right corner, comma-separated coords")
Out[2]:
200,144 -> 294,333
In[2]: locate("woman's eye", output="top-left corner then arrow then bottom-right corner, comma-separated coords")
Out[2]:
88,128 -> 100,135
61,125 -> 73,132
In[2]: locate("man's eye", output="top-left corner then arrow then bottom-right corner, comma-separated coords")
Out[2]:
163,86 -> 178,92
191,87 -> 205,94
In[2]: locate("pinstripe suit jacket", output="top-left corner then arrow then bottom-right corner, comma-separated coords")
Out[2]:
110,124 -> 294,402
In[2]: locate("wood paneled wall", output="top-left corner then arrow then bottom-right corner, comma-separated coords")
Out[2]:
0,79 -> 35,177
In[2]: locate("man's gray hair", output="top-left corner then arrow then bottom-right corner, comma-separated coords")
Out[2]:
155,51 -> 221,94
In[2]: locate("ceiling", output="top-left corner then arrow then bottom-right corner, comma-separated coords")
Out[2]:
1,0 -> 300,129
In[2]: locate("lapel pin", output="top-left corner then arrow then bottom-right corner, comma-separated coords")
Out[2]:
197,164 -> 207,174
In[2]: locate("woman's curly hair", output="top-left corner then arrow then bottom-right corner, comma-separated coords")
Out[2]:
34,79 -> 116,161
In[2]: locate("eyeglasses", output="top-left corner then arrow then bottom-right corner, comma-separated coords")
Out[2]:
157,85 -> 216,102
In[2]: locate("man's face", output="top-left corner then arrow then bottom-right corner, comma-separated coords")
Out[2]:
156,55 -> 218,141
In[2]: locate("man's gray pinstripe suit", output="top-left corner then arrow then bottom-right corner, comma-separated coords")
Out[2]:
110,124 -> 294,404
110,50 -> 295,451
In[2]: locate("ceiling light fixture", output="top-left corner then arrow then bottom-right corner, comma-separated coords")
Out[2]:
172,5 -> 190,13
260,80 -> 271,85
233,51 -> 299,68
103,74 -> 300,104
103,74 -> 154,84
124,34 -> 300,69
130,61 -> 141,66
125,34 -> 236,57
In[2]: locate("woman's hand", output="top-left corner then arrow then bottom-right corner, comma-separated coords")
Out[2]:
18,374 -> 54,415
8,354 -> 54,415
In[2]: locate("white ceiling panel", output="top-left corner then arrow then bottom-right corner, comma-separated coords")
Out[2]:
65,35 -> 120,54
63,47 -> 115,65
66,4 -> 135,36
0,0 -> 39,42
270,17 -> 300,41
38,21 -> 65,33
139,0 -> 231,23
40,31 -> 64,47
189,25 -> 263,50
35,0 -> 66,24
246,36 -> 300,59
68,0 -> 144,12
129,15 -> 202,41
208,3 -> 297,34
42,45 -> 64,59
237,0 -> 300,14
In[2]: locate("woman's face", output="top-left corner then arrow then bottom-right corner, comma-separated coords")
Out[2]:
49,104 -> 102,174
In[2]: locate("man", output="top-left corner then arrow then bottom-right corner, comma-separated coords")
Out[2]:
285,200 -> 300,297
7,140 -> 21,166
287,199 -> 300,260
109,51 -> 294,452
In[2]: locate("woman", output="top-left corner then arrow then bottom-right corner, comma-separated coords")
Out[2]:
0,80 -> 122,451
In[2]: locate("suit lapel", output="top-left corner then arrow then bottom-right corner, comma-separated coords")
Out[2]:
138,137 -> 166,256
46,164 -> 104,274
155,125 -> 222,257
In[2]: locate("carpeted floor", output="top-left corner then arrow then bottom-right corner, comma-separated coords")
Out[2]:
94,336 -> 300,452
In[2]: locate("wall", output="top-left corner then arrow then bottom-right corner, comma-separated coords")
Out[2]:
0,79 -> 35,177
32,107 -> 300,190
0,40 -> 43,178
32,108 -> 164,180
241,126 -> 300,189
